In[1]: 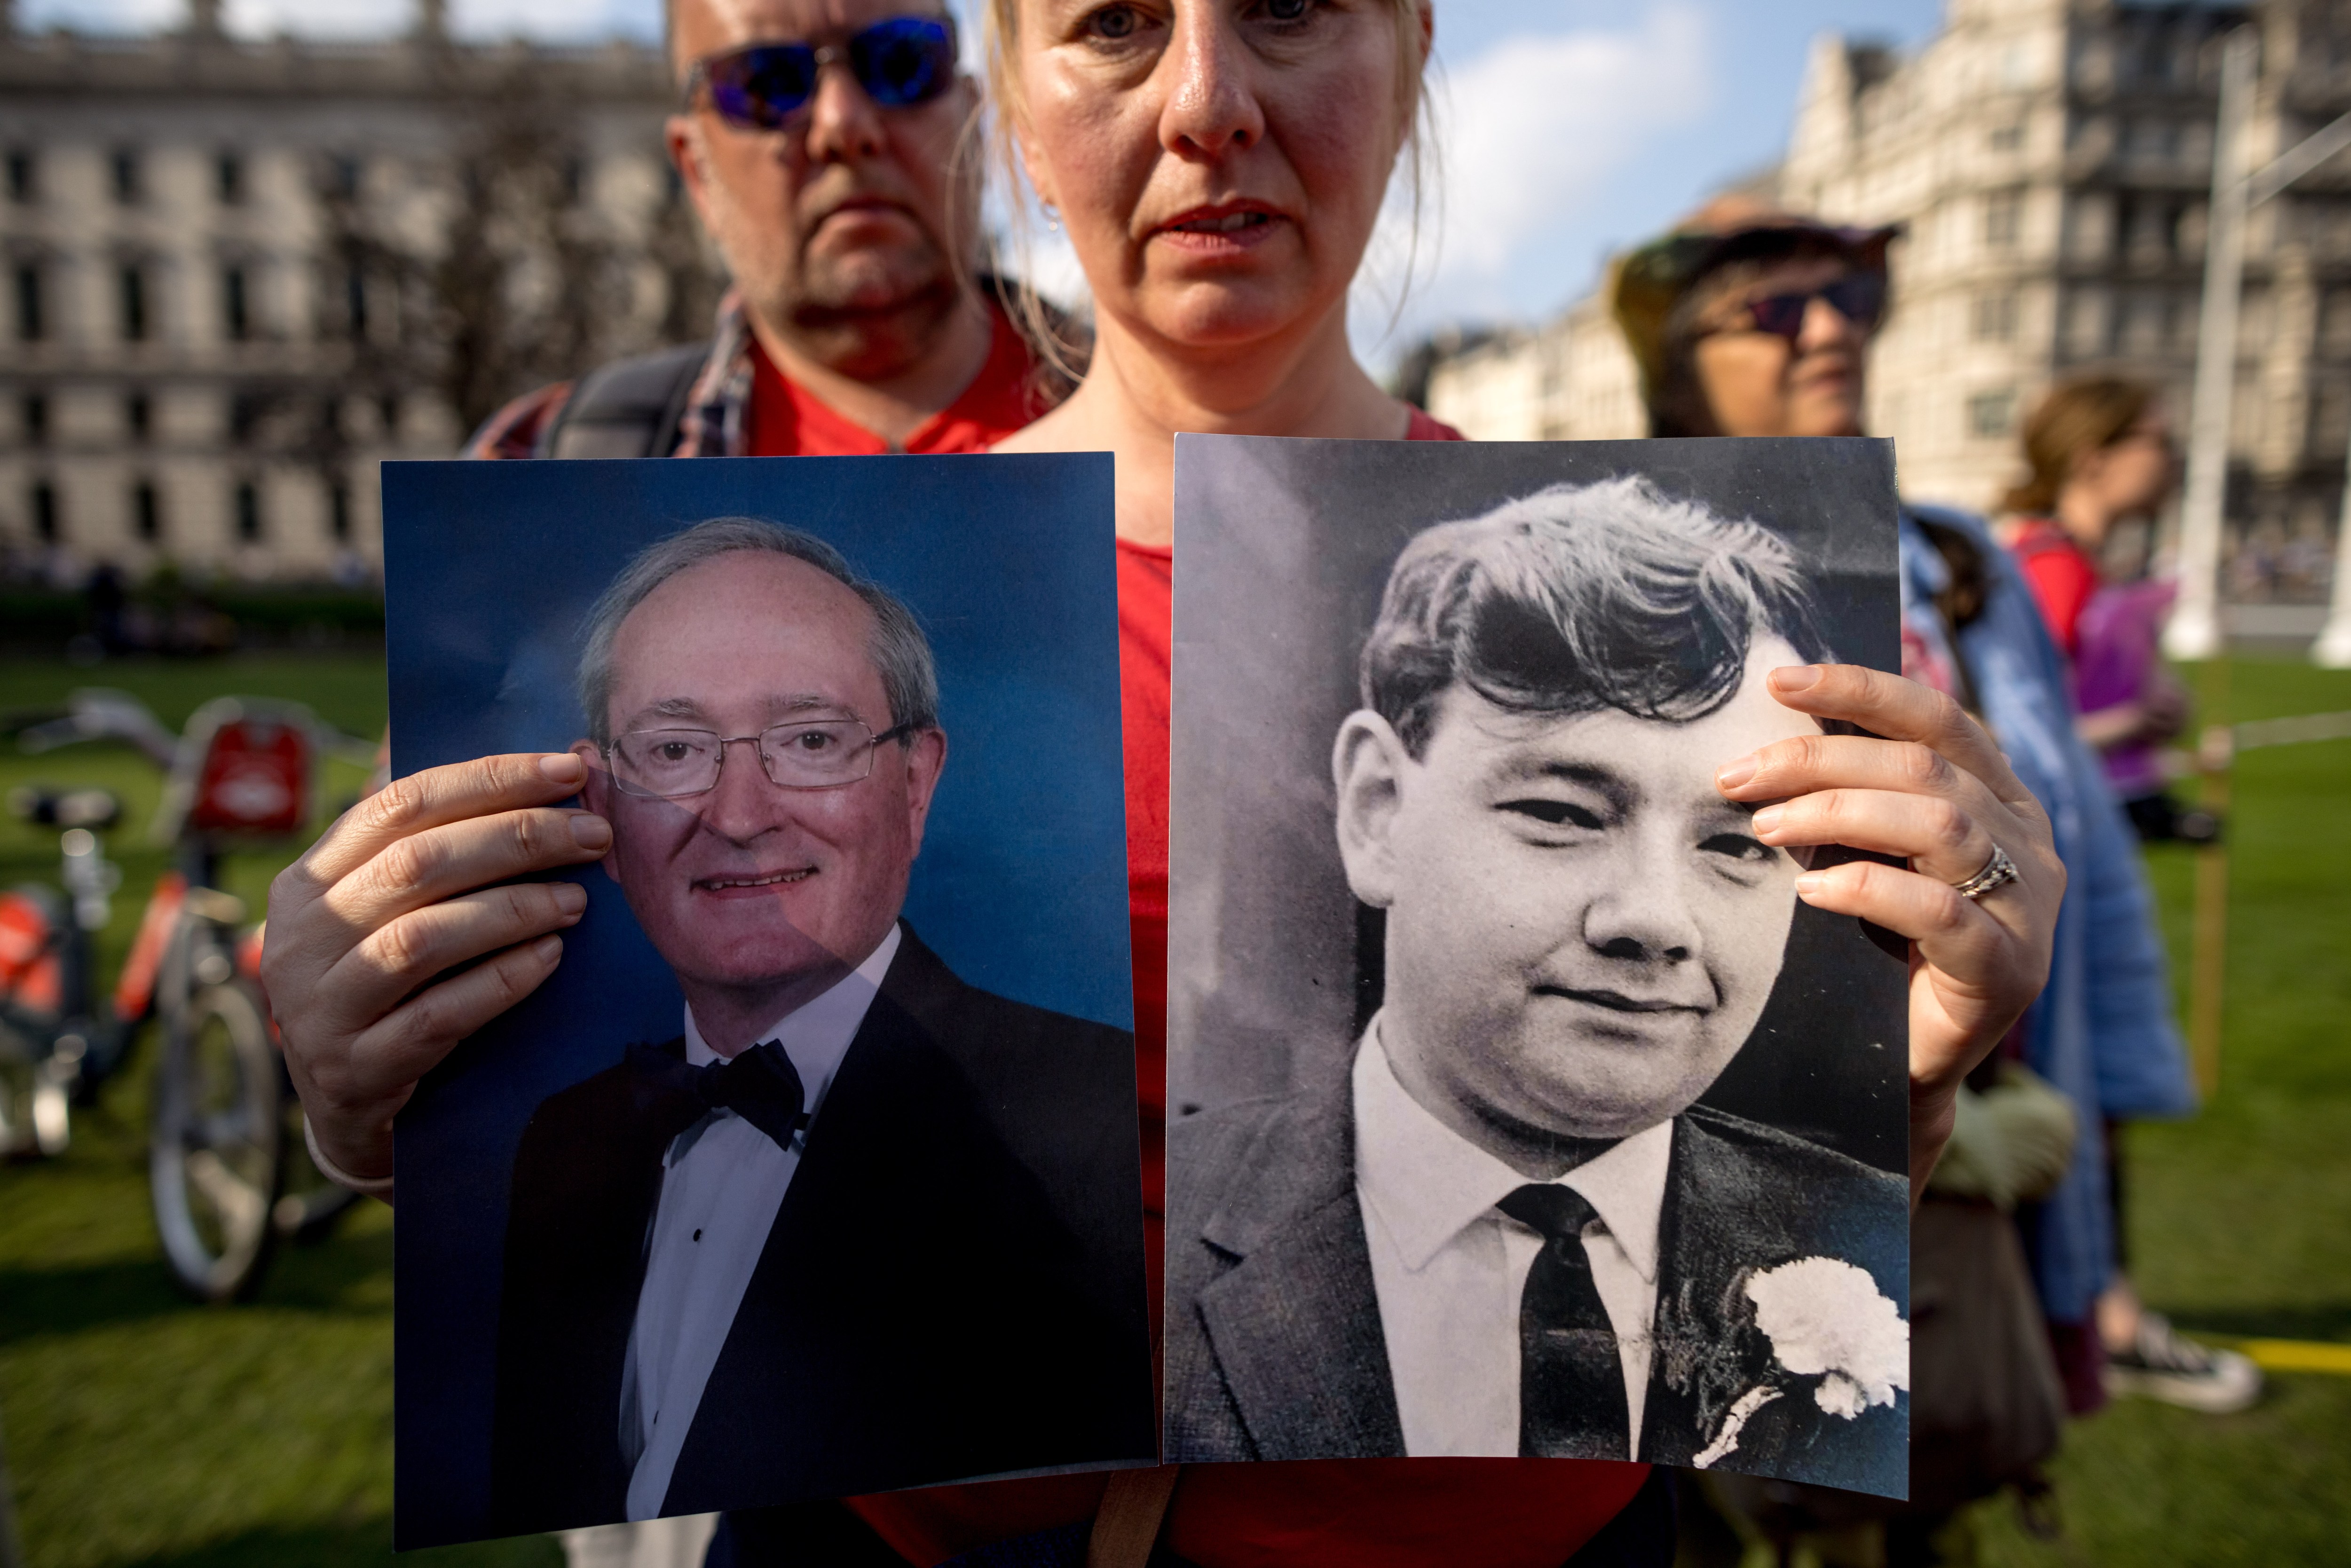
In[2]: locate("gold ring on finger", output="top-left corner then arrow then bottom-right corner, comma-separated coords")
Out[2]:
1951,843 -> 2019,901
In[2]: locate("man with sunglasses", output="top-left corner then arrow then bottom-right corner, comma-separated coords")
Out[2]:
486,520 -> 1150,1535
470,0 -> 1057,463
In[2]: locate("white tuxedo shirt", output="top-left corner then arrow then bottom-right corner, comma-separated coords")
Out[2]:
618,926 -> 900,1521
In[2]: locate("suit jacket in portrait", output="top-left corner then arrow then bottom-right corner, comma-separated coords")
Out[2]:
1162,1047 -> 1911,1497
488,926 -> 1156,1535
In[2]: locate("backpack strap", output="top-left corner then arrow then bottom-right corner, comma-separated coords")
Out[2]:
538,341 -> 712,460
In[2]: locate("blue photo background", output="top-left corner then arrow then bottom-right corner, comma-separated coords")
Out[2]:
383,453 -> 1131,1546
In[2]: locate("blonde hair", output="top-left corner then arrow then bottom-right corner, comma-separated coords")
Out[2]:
972,0 -> 1438,380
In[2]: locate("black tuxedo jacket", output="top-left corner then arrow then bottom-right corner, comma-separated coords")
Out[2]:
487,926 -> 1155,1535
1163,1048 -> 1910,1497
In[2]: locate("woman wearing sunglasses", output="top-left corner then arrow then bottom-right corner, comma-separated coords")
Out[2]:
1611,197 -> 2197,1454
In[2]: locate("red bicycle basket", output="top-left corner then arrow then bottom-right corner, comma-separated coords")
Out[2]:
187,716 -> 311,836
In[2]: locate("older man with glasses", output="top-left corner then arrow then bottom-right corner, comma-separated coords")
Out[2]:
484,519 -> 1148,1538
471,0 -> 1059,462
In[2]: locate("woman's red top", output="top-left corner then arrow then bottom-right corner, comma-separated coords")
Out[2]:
2005,517 -> 2100,659
846,409 -> 1649,1567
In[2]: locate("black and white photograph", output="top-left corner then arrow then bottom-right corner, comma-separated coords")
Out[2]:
382,456 -> 1156,1546
1163,436 -> 1912,1497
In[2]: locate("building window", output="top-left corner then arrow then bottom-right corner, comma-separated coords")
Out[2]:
5,149 -> 32,204
1973,292 -> 2020,341
134,481 -> 160,543
378,392 -> 400,439
230,393 -> 265,447
1968,389 -> 2018,439
126,392 -> 150,442
326,154 -> 362,201
235,481 -> 261,543
1990,122 -> 2024,151
110,148 -> 141,205
13,263 -> 40,342
224,265 -> 249,341
120,265 -> 148,342
217,150 -> 245,205
23,393 -> 48,447
1985,189 -> 2024,250
330,481 -> 352,543
2064,289 -> 2110,355
31,481 -> 58,544
346,265 -> 369,339
2325,290 -> 2351,355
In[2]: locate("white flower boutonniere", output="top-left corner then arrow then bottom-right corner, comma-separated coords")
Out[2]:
1692,1256 -> 1909,1469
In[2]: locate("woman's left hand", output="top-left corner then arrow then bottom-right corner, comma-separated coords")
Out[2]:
1715,664 -> 2065,1203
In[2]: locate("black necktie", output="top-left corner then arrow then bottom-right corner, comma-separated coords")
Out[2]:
1496,1184 -> 1632,1460
629,1039 -> 810,1149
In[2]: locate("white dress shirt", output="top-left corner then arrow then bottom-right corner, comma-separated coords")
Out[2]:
1352,1019 -> 1675,1459
619,925 -> 901,1521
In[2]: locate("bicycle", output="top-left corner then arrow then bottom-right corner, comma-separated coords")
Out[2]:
1,690 -> 375,1301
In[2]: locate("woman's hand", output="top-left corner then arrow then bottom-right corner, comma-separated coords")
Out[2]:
260,753 -> 612,1197
1714,665 -> 2065,1203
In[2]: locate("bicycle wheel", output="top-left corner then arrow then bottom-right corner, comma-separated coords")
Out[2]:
150,981 -> 284,1302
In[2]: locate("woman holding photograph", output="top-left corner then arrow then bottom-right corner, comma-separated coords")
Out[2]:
261,1 -> 2063,1563
829,1 -> 2054,1560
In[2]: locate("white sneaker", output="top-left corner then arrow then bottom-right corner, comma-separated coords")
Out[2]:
2103,1314 -> 2263,1414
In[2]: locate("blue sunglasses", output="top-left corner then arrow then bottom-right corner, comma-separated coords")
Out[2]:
686,16 -> 958,129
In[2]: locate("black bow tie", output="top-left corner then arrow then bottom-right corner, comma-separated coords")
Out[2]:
629,1039 -> 810,1149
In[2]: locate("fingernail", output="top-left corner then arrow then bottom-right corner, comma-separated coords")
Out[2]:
1772,665 -> 1823,693
553,882 -> 588,916
1793,872 -> 1824,899
1716,754 -> 1758,790
1752,804 -> 1783,835
535,934 -> 564,962
539,753 -> 586,784
570,814 -> 612,851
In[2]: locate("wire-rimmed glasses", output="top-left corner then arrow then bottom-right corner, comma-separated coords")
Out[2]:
606,719 -> 915,798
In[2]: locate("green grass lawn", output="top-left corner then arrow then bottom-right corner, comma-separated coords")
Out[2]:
0,652 -> 2345,1567
1975,657 -> 2351,1568
0,653 -> 557,1568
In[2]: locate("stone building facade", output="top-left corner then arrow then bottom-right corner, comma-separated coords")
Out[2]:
1424,294 -> 1644,443
1426,0 -> 2351,611
0,0 -> 718,582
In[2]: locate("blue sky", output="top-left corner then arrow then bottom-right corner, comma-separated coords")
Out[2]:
26,0 -> 1947,360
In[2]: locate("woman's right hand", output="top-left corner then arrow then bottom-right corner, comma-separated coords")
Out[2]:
260,752 -> 612,1197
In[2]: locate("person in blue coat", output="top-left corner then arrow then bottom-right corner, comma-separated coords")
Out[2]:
1606,197 -> 2201,1408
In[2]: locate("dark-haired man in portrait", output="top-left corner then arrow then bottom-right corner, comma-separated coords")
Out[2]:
488,519 -> 1149,1533
1164,478 -> 1910,1495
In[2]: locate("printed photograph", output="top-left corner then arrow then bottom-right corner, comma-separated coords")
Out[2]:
381,455 -> 1155,1545
1162,436 -> 1912,1497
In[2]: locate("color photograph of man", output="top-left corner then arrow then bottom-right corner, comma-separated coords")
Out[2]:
1165,478 -> 1911,1497
487,518 -> 1149,1533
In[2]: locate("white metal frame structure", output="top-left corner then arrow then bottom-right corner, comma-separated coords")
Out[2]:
2170,28 -> 2351,667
